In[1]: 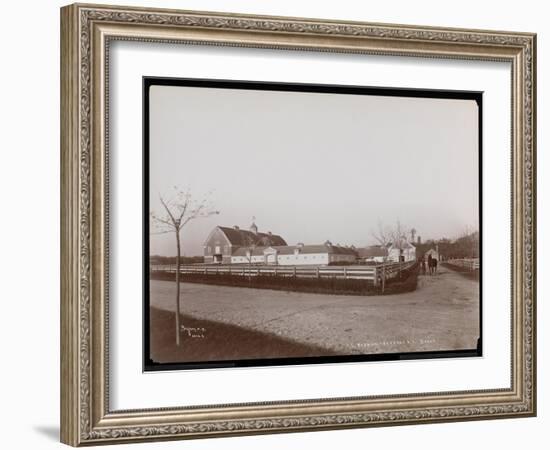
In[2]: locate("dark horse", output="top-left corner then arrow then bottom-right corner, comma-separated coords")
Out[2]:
428,255 -> 438,275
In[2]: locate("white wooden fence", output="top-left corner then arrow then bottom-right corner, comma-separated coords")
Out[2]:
446,258 -> 480,271
150,261 -> 416,287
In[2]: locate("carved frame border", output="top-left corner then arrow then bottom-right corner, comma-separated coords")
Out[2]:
60,3 -> 536,446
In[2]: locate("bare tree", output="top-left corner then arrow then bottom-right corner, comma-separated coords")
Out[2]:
370,220 -> 392,261
371,220 -> 411,261
455,224 -> 480,259
390,220 -> 409,276
371,219 -> 412,280
390,220 -> 408,257
150,187 -> 219,346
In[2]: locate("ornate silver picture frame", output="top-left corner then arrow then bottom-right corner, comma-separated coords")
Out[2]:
60,3 -> 536,446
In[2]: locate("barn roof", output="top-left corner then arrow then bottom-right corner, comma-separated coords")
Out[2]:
218,226 -> 287,247
388,239 -> 416,250
357,246 -> 387,258
279,245 -> 357,255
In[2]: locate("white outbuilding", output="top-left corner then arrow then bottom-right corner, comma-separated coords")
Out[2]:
230,242 -> 357,266
387,238 -> 416,262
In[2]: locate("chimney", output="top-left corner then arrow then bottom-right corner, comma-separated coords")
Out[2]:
296,242 -> 304,248
324,240 -> 332,247
267,231 -> 272,236
417,236 -> 421,244
234,225 -> 240,230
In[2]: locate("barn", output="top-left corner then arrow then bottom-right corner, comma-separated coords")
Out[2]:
203,222 -> 357,266
203,222 -> 286,264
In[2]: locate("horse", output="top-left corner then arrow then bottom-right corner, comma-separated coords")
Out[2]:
428,255 -> 438,275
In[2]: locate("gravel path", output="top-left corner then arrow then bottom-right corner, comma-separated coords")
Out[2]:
150,265 -> 480,355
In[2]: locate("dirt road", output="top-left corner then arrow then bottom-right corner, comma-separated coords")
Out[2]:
149,265 -> 479,355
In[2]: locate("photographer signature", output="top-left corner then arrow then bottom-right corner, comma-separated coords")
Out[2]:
181,325 -> 207,338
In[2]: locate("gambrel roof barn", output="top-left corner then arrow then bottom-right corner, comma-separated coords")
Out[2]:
216,225 -> 287,247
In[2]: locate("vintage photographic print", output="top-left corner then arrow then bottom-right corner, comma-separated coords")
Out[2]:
144,77 -> 482,371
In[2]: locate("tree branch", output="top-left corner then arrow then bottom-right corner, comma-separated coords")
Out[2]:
159,195 -> 176,225
150,229 -> 173,236
151,214 -> 174,228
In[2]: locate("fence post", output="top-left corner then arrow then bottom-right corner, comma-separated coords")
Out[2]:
382,264 -> 386,293
316,267 -> 320,279
293,266 -> 297,278
343,267 -> 347,280
373,267 -> 378,287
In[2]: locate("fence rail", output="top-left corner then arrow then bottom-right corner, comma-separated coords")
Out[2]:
446,258 -> 480,271
150,261 -> 416,286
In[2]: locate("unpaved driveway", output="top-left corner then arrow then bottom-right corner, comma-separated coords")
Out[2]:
150,265 -> 480,355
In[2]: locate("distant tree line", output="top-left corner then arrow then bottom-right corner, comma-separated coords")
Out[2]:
417,231 -> 479,260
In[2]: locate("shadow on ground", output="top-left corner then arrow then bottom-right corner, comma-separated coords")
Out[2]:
149,307 -> 339,364
33,425 -> 59,441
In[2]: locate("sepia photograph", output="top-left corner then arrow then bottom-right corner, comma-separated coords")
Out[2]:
144,77 -> 482,370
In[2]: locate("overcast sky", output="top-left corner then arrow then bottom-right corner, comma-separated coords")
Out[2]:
149,84 -> 479,257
